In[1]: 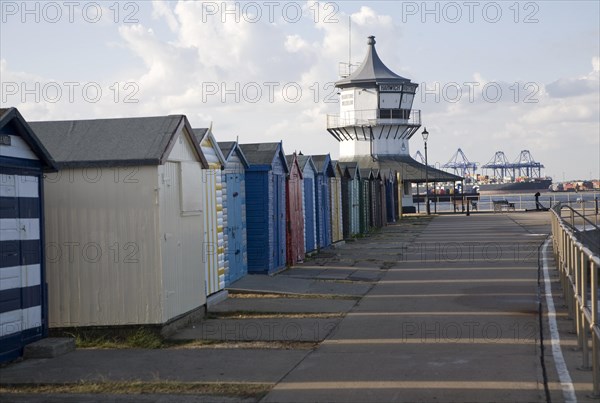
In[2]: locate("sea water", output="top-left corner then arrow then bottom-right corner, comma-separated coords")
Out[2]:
417,191 -> 600,213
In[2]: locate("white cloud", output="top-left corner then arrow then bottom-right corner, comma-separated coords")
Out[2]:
285,34 -> 309,53
1,1 -> 597,180
151,0 -> 179,32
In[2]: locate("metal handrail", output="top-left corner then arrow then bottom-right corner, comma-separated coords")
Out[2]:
550,202 -> 600,395
553,202 -> 600,251
327,109 -> 421,129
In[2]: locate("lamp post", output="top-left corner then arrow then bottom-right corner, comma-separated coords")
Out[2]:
422,127 -> 430,215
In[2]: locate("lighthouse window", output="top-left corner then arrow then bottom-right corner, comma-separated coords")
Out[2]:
341,93 -> 354,106
379,93 -> 401,109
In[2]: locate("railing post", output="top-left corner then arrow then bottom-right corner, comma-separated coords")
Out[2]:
576,242 -> 583,347
584,200 -> 587,232
594,197 -> 598,227
582,250 -> 591,369
591,259 -> 600,396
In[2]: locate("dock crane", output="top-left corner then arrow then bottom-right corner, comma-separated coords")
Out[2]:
442,148 -> 478,177
513,150 -> 544,178
482,151 -> 511,178
482,150 -> 545,178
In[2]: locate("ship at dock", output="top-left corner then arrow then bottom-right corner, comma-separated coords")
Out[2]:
474,177 -> 552,193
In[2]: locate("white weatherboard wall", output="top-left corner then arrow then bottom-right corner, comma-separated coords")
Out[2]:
200,136 -> 225,295
43,130 -> 206,327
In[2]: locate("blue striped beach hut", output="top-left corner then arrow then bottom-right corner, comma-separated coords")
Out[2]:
0,108 -> 56,362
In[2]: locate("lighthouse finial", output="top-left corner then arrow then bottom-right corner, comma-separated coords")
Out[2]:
367,36 -> 375,46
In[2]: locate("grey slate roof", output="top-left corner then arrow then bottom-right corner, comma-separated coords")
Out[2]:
29,115 -> 205,168
240,143 -> 284,165
217,141 -> 249,168
336,36 -> 410,88
310,155 -> 327,171
296,155 -> 312,171
0,107 -> 57,171
338,161 -> 360,180
339,155 -> 462,183
192,128 -> 209,145
218,141 -> 236,159
359,168 -> 373,180
311,154 -> 335,176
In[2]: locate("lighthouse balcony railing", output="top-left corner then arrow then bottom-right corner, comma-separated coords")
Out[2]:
327,109 -> 421,129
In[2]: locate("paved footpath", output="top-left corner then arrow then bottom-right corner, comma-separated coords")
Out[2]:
4,212 -> 590,402
264,213 -> 551,402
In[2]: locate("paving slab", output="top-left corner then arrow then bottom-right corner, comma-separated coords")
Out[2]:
228,275 -> 370,297
350,261 -> 383,269
170,318 -> 341,342
209,298 -> 357,314
279,268 -> 327,278
347,271 -> 383,282
314,270 -> 356,280
0,349 -> 309,384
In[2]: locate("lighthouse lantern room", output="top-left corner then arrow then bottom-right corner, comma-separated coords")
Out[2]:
327,36 -> 421,159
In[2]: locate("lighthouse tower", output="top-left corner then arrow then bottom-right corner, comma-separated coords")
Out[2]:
327,36 -> 462,216
327,36 -> 421,159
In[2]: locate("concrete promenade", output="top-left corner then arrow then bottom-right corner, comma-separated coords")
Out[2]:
2,212 -> 594,402
264,213 -> 550,402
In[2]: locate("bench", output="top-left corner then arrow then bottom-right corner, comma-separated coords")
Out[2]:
452,198 -> 479,213
493,199 -> 515,212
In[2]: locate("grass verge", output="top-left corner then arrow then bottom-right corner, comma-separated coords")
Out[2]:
68,327 -> 164,349
0,381 -> 272,398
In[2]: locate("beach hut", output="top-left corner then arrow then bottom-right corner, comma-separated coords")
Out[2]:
30,115 -> 209,331
384,169 -> 398,223
380,170 -> 388,227
311,155 -> 335,249
193,128 -> 226,296
0,108 -> 57,362
359,168 -> 372,233
370,169 -> 384,229
218,141 -> 249,286
239,142 -> 288,274
297,155 -> 318,254
285,154 -> 305,266
339,162 -> 361,239
329,161 -> 344,243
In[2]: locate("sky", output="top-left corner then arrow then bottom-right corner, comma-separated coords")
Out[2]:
1,0 -> 598,181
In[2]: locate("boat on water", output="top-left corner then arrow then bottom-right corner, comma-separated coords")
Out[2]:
474,177 -> 552,194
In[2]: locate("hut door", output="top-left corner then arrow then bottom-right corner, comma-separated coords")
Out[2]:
304,177 -> 315,252
321,179 -> 330,247
272,174 -> 282,269
0,174 -> 44,362
226,173 -> 243,283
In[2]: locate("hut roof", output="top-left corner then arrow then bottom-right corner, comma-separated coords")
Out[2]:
30,115 -> 206,168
